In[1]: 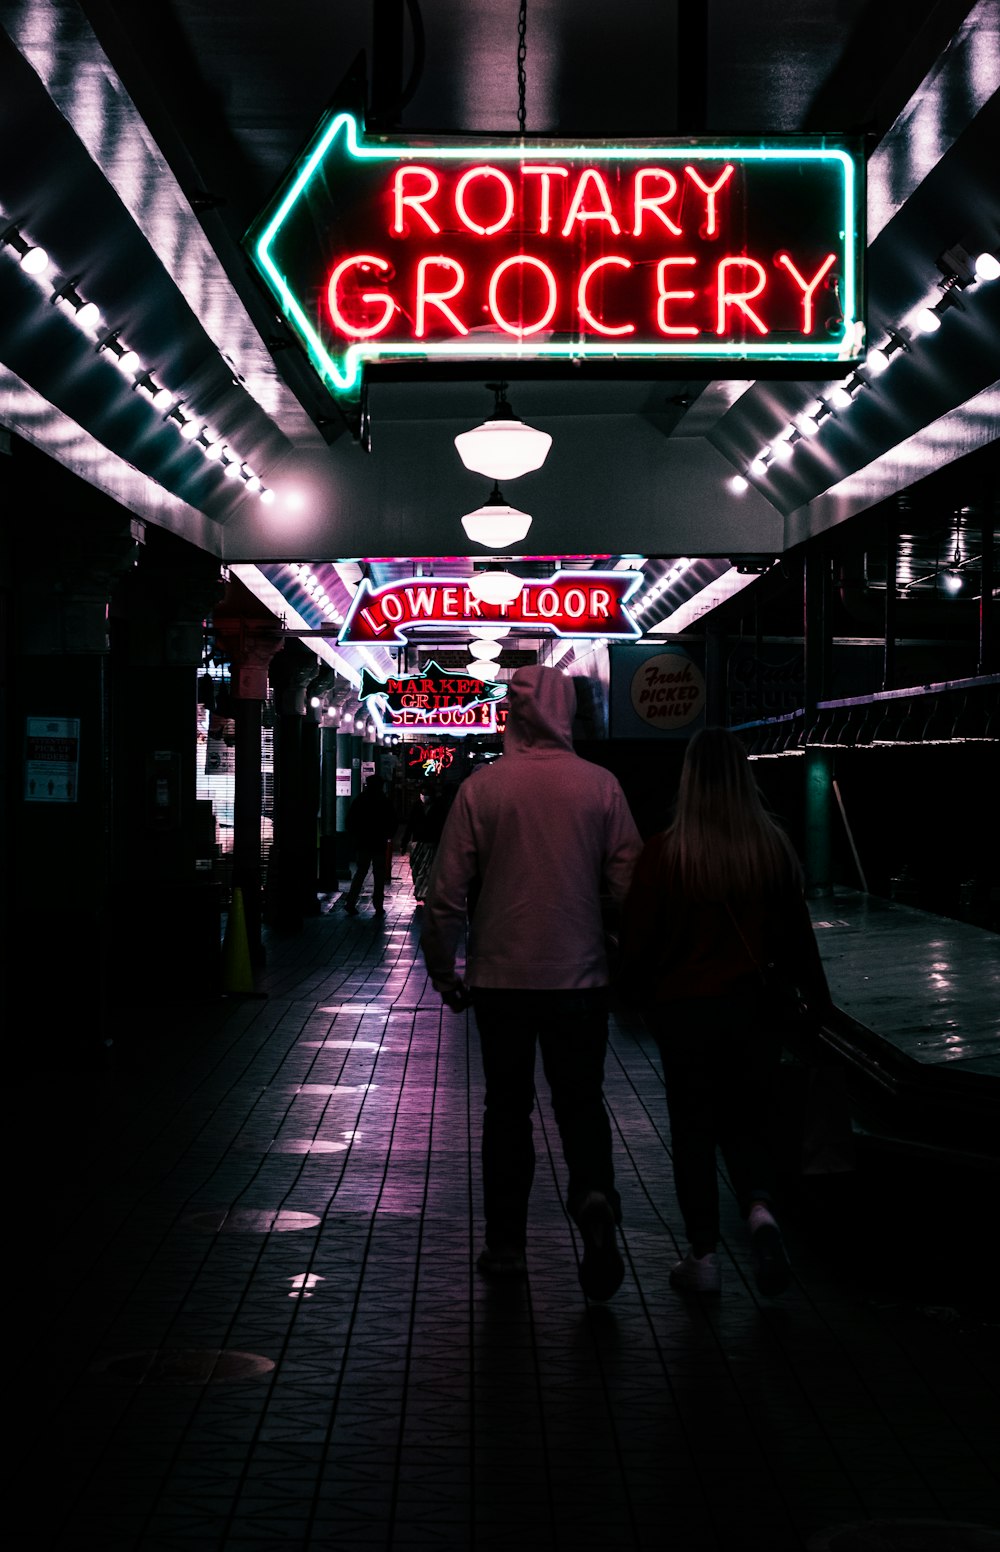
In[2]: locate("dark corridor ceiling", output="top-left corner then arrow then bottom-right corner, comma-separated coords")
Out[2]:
0,0 -> 997,669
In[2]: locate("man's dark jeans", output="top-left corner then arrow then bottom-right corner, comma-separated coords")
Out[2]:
471,987 -> 621,1251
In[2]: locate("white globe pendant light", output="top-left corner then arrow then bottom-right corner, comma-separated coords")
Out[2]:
461,483 -> 533,548
467,568 -> 524,606
464,659 -> 501,679
454,383 -> 552,481
468,639 -> 503,660
469,624 -> 511,641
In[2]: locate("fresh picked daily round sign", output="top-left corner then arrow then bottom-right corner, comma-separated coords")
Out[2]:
245,111 -> 865,395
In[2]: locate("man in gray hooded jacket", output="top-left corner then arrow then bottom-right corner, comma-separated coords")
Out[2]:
420,665 -> 642,1299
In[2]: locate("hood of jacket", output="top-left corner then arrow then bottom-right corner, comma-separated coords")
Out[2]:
503,665 -> 576,754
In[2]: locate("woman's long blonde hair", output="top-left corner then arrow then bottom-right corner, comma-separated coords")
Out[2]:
662,726 -> 799,902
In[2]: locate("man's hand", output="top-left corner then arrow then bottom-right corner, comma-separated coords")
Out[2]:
440,979 -> 472,1013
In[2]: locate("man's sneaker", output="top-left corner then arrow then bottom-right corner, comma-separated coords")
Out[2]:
577,1192 -> 625,1301
750,1223 -> 791,1296
476,1245 -> 526,1278
342,900 -> 358,915
669,1250 -> 722,1295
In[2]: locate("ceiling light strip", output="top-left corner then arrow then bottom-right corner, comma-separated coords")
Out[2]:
632,558 -> 695,616
649,567 -> 758,632
732,240 -> 1000,488
1,221 -> 274,503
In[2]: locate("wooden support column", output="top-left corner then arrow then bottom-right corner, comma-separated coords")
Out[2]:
212,605 -> 285,966
267,641 -> 326,932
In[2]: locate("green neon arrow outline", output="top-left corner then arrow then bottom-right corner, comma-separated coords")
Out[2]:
251,112 -> 862,395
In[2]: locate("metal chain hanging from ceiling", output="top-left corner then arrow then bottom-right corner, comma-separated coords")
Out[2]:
517,1 -> 527,135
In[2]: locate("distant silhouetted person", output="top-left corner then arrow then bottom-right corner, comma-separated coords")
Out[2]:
400,782 -> 451,903
342,776 -> 396,916
620,726 -> 832,1297
420,665 -> 642,1300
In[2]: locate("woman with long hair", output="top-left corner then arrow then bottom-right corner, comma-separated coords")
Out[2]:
620,726 -> 832,1297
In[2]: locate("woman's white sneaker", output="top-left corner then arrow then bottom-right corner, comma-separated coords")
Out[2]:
669,1250 -> 721,1295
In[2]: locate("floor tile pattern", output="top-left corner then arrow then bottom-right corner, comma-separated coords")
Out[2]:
28,870 -> 999,1550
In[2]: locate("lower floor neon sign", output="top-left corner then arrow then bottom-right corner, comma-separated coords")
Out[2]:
246,112 -> 865,395
341,571 -> 641,645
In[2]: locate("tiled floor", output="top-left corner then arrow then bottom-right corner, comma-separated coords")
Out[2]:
29,869 -> 999,1551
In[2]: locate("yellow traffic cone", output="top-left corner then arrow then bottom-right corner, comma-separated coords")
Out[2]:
221,885 -> 255,995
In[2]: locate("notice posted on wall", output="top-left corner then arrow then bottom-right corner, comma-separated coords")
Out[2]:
25,715 -> 81,802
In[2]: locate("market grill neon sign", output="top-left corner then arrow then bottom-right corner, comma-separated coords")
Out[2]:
385,702 -> 498,732
359,662 -> 508,714
339,571 -> 642,645
360,670 -> 505,733
246,113 -> 864,393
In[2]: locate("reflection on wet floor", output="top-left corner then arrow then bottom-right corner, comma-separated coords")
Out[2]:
28,876 -> 998,1550
812,891 -> 1000,1073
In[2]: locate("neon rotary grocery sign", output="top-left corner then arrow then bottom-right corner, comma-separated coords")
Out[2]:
339,571 -> 642,645
246,113 -> 865,394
